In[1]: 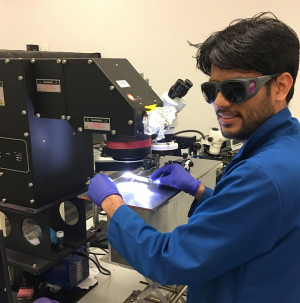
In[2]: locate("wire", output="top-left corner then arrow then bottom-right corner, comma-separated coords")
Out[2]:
87,256 -> 103,273
90,252 -> 106,256
76,251 -> 111,276
172,129 -> 206,140
89,252 -> 111,276
100,247 -> 109,254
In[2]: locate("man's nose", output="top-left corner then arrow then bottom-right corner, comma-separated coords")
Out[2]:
213,92 -> 232,108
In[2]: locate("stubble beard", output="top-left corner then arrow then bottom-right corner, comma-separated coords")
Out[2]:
219,94 -> 275,141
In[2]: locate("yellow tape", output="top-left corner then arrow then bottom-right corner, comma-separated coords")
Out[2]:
144,104 -> 157,112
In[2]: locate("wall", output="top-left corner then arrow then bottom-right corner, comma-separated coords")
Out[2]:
2,0 -> 300,136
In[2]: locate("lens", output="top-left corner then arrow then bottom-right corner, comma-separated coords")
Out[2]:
201,83 -> 217,104
168,79 -> 185,99
221,81 -> 246,103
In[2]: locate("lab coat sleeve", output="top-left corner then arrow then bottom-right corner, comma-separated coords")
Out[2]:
107,162 -> 281,286
188,186 -> 214,217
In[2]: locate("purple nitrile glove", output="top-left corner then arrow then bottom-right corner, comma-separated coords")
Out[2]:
88,174 -> 122,208
33,298 -> 59,303
150,163 -> 201,196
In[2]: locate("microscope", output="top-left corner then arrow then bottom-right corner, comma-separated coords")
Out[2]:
149,78 -> 193,152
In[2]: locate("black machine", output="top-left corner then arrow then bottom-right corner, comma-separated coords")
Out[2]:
0,50 -> 163,281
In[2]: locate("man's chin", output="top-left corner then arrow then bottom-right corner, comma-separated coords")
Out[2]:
220,124 -> 231,133
221,132 -> 235,140
221,128 -> 250,141
220,126 -> 238,140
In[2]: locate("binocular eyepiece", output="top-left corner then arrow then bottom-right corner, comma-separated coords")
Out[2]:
168,79 -> 193,99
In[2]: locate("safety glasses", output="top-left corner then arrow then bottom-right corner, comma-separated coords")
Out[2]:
201,73 -> 281,104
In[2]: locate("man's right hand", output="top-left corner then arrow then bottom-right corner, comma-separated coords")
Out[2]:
88,174 -> 122,208
150,163 -> 201,196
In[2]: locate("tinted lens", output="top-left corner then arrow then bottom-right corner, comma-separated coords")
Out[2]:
221,81 -> 246,103
201,83 -> 217,104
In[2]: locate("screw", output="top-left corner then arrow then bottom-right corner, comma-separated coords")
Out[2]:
24,132 -> 29,137
128,120 -> 133,125
36,113 -> 41,117
87,59 -> 93,64
5,59 -> 10,64
57,59 -> 62,64
109,86 -> 115,90
154,100 -> 157,103
28,183 -> 33,187
66,116 -> 71,120
30,199 -> 35,204
0,172 -> 3,176
32,264 -> 37,269
21,110 -> 27,115
18,76 -> 23,81
62,59 -> 67,64
61,115 -> 66,120
30,59 -> 36,64
78,127 -> 83,132
111,130 -> 116,135
2,198 -> 6,203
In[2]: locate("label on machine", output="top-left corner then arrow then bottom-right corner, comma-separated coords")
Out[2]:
0,137 -> 29,173
36,79 -> 61,93
84,117 -> 111,131
116,80 -> 130,88
0,82 -> 5,106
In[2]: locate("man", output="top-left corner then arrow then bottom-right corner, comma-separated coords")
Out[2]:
88,12 -> 300,302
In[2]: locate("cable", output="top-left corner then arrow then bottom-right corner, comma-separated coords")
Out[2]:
89,252 -> 111,276
172,129 -> 206,140
90,252 -> 106,256
87,256 -> 103,273
100,247 -> 109,254
75,251 -> 111,276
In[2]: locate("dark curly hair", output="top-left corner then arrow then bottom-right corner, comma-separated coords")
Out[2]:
191,12 -> 300,103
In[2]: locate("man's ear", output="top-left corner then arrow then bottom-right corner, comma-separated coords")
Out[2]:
274,72 -> 293,102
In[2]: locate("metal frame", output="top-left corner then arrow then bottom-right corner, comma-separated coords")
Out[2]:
0,197 -> 95,275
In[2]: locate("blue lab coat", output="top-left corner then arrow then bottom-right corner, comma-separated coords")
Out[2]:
108,107 -> 300,302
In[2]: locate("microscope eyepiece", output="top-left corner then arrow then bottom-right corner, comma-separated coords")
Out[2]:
168,79 -> 185,99
184,79 -> 193,88
177,79 -> 193,98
